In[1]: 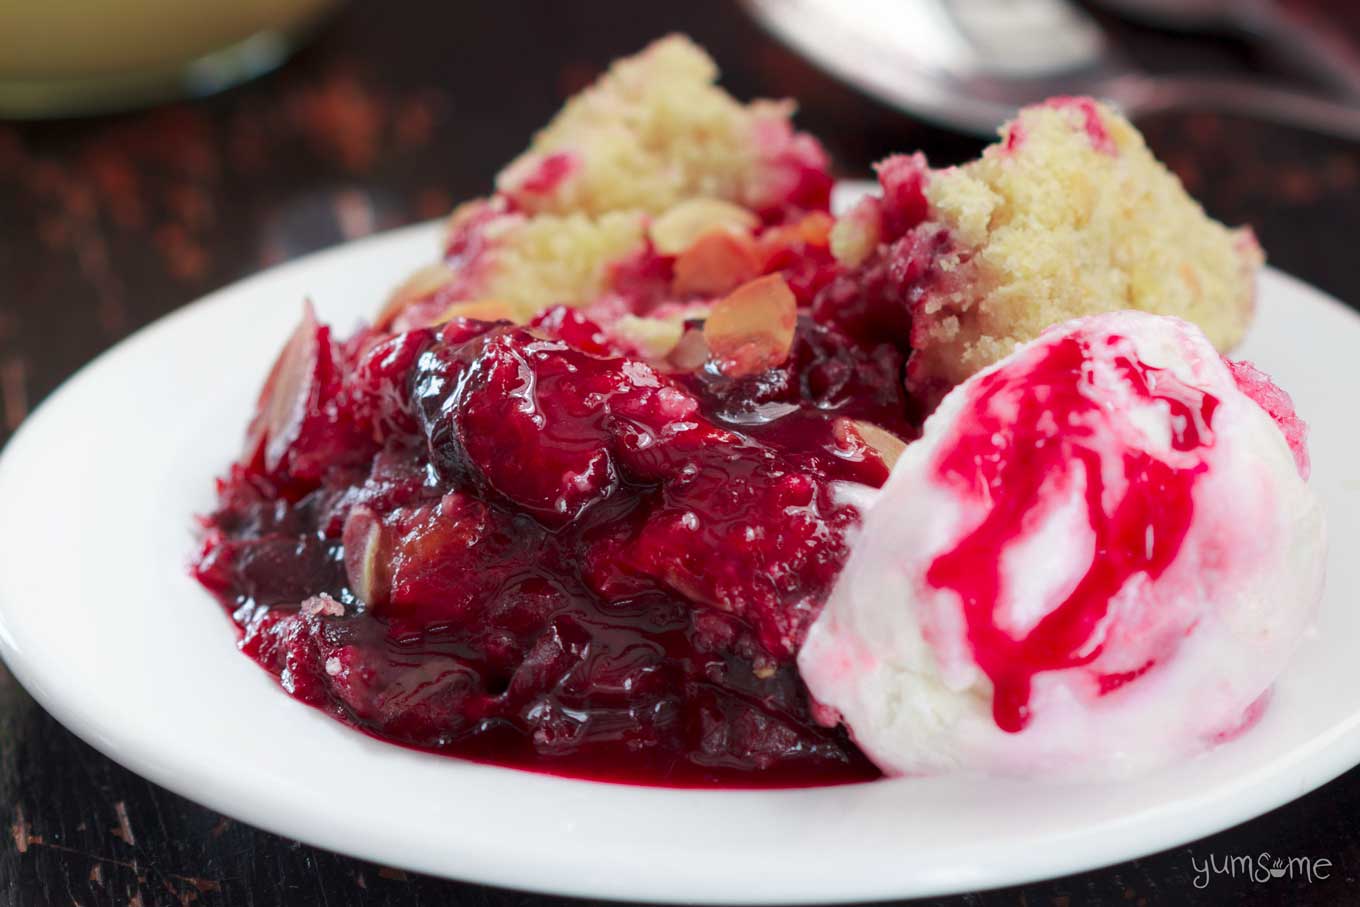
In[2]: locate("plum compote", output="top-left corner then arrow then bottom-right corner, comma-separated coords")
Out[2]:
194,278 -> 914,786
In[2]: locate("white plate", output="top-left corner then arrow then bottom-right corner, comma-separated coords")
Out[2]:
1,186 -> 1359,903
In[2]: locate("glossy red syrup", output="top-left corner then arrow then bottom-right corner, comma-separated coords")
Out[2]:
195,311 -> 909,786
925,334 -> 1218,732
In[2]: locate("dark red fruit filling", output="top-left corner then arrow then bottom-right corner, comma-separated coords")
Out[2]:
813,154 -> 938,351
196,305 -> 914,786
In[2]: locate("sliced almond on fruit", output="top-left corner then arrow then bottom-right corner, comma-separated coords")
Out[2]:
434,298 -> 519,324
758,211 -> 834,258
672,229 -> 762,298
834,417 -> 908,471
649,198 -> 759,256
376,262 -> 455,329
245,301 -> 325,473
668,326 -> 711,372
342,506 -> 391,609
702,274 -> 797,378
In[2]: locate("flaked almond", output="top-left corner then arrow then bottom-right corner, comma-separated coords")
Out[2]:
376,262 -> 455,329
757,211 -> 834,261
834,417 -> 908,471
246,301 -> 324,473
434,298 -> 519,324
702,274 -> 797,378
342,506 -> 391,608
668,326 -> 711,372
649,198 -> 759,256
672,229 -> 761,298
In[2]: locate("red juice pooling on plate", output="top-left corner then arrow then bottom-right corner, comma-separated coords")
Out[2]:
925,334 -> 1219,732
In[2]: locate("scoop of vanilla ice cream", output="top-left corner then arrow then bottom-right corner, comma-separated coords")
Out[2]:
800,311 -> 1325,779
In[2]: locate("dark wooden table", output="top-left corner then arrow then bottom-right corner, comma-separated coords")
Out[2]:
1,2 -> 1358,904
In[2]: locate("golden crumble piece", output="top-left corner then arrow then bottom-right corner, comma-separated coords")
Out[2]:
906,98 -> 1261,394
381,36 -> 831,335
495,34 -> 827,219
380,199 -> 647,331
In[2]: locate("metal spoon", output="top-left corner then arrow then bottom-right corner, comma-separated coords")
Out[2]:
745,0 -> 1360,140
1093,0 -> 1360,102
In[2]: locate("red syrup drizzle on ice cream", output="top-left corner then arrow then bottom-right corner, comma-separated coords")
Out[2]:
925,334 -> 1219,732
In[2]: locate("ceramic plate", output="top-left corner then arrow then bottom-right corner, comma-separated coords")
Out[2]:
2,186 -> 1359,902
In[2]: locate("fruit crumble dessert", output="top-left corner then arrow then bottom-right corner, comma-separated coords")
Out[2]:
194,36 -> 1322,786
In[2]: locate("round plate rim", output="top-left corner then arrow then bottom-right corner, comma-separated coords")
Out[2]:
1,212 -> 1358,904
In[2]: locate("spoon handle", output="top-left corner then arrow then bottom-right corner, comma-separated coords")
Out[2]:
1107,74 -> 1360,143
